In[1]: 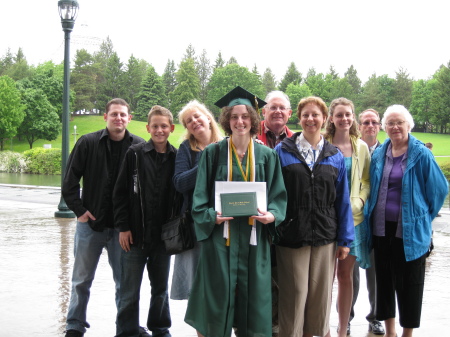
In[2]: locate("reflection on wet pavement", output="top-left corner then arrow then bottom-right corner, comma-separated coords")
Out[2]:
0,185 -> 448,337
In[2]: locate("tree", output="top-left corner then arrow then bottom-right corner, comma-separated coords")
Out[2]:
344,65 -> 362,96
170,58 -> 200,115
0,48 -> 14,76
393,67 -> 413,108
430,64 -> 450,133
344,65 -> 362,108
0,75 -> 25,150
207,63 -> 264,116
285,83 -> 312,122
213,52 -> 225,70
227,56 -> 238,65
122,55 -> 148,111
329,77 -> 355,103
18,88 -> 60,149
183,44 -> 197,61
262,68 -> 277,94
410,79 -> 434,132
135,65 -> 166,121
93,37 -> 116,110
197,49 -> 211,102
304,68 -> 330,102
360,74 -> 395,114
278,62 -> 302,92
96,51 -> 124,111
162,59 -> 177,111
3,48 -> 31,81
71,49 -> 98,112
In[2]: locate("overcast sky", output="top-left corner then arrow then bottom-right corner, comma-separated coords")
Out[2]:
2,0 -> 449,84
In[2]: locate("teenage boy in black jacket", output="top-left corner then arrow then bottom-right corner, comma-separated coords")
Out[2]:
113,105 -> 178,337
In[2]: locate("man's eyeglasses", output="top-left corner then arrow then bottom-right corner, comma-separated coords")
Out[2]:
361,121 -> 381,126
267,106 -> 289,112
386,121 -> 406,128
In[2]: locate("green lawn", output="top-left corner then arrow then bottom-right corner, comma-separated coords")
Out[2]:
7,115 -> 450,165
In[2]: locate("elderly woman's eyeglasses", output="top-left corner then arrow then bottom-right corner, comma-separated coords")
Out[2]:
386,121 -> 406,128
362,121 -> 381,126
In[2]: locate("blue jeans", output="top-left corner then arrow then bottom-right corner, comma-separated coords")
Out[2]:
116,246 -> 171,337
66,221 -> 122,333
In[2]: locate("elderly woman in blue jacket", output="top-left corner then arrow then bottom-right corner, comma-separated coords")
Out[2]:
365,104 -> 448,337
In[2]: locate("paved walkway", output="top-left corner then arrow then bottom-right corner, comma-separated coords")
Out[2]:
0,184 -> 449,337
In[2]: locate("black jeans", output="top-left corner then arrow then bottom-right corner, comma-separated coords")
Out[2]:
116,246 -> 172,337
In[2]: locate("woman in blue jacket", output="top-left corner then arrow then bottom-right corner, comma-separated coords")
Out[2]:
365,104 -> 448,337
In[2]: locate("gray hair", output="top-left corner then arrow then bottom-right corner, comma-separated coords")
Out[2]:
264,91 -> 291,108
381,104 -> 415,132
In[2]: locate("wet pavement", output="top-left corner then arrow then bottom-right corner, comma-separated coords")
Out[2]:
0,184 -> 449,337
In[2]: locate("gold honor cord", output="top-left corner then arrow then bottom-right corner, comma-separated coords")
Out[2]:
226,137 -> 254,246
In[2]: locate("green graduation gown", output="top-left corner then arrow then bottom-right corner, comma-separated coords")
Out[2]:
185,138 -> 287,337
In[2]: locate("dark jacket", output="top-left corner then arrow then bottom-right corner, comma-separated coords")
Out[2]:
274,132 -> 354,248
62,128 -> 145,231
113,140 -> 180,251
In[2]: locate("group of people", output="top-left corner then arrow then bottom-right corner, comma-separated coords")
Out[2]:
61,87 -> 448,337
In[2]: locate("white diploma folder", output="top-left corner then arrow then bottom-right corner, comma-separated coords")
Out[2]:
215,181 -> 267,214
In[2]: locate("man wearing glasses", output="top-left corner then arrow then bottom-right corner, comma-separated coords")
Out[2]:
349,108 -> 385,335
258,91 -> 294,149
359,109 -> 382,155
258,91 -> 293,337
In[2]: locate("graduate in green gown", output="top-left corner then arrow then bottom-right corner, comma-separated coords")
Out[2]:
184,86 -> 287,337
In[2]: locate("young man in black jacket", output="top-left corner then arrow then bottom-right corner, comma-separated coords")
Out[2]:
113,105 -> 178,337
62,98 -> 145,337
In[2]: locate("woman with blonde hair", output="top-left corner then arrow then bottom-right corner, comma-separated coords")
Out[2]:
323,97 -> 371,337
170,100 -> 222,301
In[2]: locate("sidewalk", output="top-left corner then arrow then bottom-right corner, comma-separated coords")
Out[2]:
0,184 -> 449,337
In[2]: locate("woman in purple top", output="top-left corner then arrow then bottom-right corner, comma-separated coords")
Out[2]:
365,105 -> 448,337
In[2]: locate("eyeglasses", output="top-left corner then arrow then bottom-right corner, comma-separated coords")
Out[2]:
361,121 -> 381,126
386,120 -> 406,128
267,106 -> 289,112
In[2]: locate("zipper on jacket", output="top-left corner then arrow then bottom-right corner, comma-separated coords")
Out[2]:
135,152 -> 146,249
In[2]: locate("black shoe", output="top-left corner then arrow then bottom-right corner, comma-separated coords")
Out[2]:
337,322 -> 350,335
64,330 -> 84,337
368,320 -> 385,335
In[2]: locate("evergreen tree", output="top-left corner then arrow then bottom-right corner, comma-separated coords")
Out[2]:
393,67 -> 413,108
344,65 -> 362,96
122,55 -> 148,111
71,49 -> 97,113
162,59 -> 177,111
0,48 -> 14,76
170,58 -> 200,116
285,83 -> 312,121
227,56 -> 238,65
197,49 -> 211,102
135,65 -> 166,121
410,79 -> 433,132
262,68 -> 277,94
96,51 -> 124,112
278,62 -> 302,92
183,43 -> 197,61
213,51 -> 225,70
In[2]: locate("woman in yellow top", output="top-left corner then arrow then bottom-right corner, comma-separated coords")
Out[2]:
323,97 -> 371,337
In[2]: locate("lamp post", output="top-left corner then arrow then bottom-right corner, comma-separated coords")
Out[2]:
55,0 -> 79,218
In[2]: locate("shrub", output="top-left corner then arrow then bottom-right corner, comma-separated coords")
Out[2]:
23,147 -> 62,174
0,151 -> 27,173
439,161 -> 450,183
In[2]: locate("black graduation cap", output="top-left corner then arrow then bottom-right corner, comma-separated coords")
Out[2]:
214,86 -> 266,110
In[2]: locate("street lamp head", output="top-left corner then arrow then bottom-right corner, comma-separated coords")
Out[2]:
58,0 -> 79,31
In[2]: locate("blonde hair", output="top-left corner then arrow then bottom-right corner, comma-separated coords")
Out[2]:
178,100 -> 222,151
